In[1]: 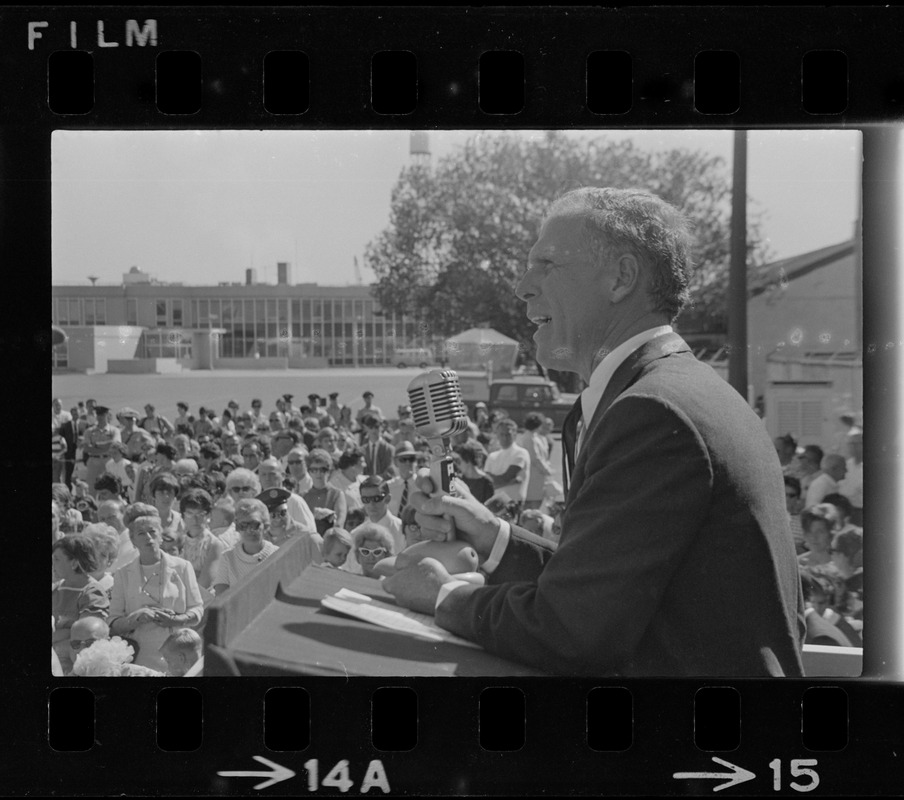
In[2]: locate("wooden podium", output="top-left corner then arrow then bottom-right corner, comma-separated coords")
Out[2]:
202,535 -> 545,677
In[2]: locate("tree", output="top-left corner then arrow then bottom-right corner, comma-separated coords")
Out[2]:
365,131 -> 772,366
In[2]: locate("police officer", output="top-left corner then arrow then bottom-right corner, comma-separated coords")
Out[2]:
83,406 -> 121,497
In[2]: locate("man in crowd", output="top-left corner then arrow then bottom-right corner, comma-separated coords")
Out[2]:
387,441 -> 418,517
805,453 -> 848,507
139,403 -> 174,440
83,406 -> 121,497
516,412 -> 552,510
484,418 -> 530,507
361,414 -> 396,480
259,457 -> 316,532
838,430 -> 863,526
286,446 -> 313,493
385,186 -> 805,677
326,392 -> 342,425
241,439 -> 264,472
356,391 -> 382,426
797,445 -> 825,497
356,476 -> 404,554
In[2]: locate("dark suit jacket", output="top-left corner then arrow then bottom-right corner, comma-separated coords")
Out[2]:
364,439 -> 396,481
437,332 -> 806,677
58,418 -> 79,460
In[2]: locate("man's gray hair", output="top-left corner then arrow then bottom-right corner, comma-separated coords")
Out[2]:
548,187 -> 694,321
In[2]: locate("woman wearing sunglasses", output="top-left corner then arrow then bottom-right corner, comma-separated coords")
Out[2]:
351,523 -> 395,579
108,514 -> 203,671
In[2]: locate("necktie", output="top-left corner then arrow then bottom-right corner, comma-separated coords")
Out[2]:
399,479 -> 409,513
561,396 -> 583,494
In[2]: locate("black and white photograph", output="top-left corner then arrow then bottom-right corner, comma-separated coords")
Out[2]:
49,128 -> 867,679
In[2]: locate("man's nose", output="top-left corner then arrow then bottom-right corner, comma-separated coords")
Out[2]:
515,268 -> 537,301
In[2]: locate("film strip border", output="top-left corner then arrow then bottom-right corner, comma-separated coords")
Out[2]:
39,680 -> 904,794
6,4 -> 904,796
2,7 -> 903,125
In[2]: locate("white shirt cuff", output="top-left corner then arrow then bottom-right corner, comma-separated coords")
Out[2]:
435,579 -> 470,610
480,519 -> 510,576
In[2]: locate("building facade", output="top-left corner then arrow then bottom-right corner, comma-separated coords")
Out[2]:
51,281 -> 427,371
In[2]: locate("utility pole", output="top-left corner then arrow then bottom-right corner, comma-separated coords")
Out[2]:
728,130 -> 749,401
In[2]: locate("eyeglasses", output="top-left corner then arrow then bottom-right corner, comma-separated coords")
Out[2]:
308,467 -> 330,474
182,509 -> 207,519
287,459 -> 306,466
229,486 -> 256,494
398,456 -> 417,463
357,547 -> 388,558
269,508 -> 288,518
361,495 -> 387,504
236,521 -> 264,532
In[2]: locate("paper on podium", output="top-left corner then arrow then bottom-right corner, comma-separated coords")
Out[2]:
320,588 -> 481,649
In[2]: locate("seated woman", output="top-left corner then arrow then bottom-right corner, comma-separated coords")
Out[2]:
351,523 -> 396,578
178,487 -> 228,602
798,503 -> 842,576
52,534 -> 110,673
108,514 -> 203,672
302,448 -> 348,529
211,498 -> 280,597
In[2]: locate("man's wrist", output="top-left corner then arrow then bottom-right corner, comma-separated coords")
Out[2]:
480,519 -> 510,575
435,579 -> 471,611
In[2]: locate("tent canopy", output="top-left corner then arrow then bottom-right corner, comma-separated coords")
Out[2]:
444,327 -> 518,374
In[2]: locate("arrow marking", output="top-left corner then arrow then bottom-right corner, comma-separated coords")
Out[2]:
673,756 -> 756,792
218,755 -> 295,790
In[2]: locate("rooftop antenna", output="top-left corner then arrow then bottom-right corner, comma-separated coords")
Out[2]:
87,275 -> 99,286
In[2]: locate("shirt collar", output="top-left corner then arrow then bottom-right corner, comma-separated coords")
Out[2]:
581,325 -> 673,425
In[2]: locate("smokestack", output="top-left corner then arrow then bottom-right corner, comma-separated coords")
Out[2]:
245,268 -> 257,286
277,262 -> 292,285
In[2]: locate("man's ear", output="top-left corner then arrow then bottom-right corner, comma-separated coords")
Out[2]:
609,253 -> 642,303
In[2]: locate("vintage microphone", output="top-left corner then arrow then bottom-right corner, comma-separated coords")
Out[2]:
406,368 -> 470,495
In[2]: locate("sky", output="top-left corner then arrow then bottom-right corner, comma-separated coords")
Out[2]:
51,129 -> 861,287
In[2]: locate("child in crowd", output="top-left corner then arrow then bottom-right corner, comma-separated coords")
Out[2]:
320,527 -> 354,569
159,628 -> 203,677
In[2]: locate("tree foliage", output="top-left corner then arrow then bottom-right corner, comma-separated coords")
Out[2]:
365,131 -> 772,360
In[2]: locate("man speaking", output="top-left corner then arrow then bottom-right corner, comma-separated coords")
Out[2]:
384,187 -> 805,677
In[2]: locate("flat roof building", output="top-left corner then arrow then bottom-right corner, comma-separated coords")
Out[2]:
51,280 -> 427,372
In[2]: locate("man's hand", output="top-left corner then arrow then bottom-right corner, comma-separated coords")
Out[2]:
383,557 -> 455,615
410,471 -> 502,561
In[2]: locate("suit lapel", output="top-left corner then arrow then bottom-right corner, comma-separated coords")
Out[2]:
569,332 -> 692,494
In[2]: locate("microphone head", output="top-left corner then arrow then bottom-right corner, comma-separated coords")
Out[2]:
407,369 -> 470,440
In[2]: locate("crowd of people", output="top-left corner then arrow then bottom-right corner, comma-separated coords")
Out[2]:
775,418 -> 864,648
51,390 -> 566,676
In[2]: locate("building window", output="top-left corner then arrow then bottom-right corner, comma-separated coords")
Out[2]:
127,298 -> 138,326
172,299 -> 182,327
156,300 -> 168,327
69,298 -> 82,325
